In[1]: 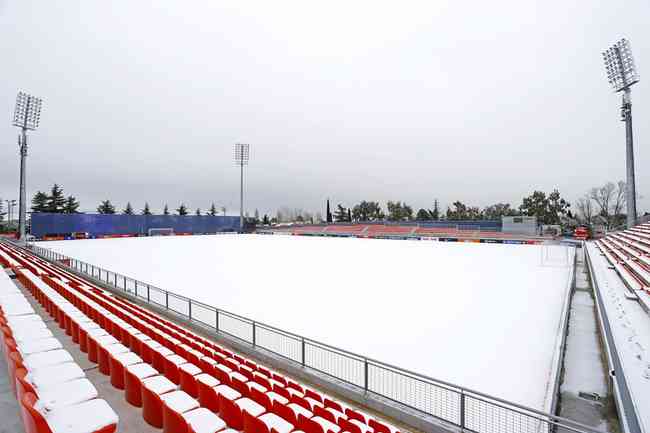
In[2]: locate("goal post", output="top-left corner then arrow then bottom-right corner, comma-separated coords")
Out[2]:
148,227 -> 174,237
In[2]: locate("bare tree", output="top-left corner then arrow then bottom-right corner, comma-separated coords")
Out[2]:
576,195 -> 594,225
590,182 -> 616,225
612,181 -> 627,217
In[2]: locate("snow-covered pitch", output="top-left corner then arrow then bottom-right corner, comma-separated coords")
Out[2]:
47,234 -> 574,411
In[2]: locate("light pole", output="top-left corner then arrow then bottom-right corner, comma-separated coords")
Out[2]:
602,38 -> 640,228
12,91 -> 43,243
234,143 -> 250,232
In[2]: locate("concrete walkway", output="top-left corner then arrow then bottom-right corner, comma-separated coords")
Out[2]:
558,247 -> 619,432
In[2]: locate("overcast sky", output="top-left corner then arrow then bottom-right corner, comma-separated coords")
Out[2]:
1,1 -> 649,217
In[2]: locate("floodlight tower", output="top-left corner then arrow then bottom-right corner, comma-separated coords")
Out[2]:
12,91 -> 43,243
602,38 -> 640,228
234,143 -> 250,232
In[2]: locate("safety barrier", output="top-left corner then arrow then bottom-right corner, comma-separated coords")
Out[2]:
19,240 -> 599,433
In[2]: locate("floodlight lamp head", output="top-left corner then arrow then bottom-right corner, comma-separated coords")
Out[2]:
602,38 -> 639,92
234,143 -> 250,165
12,91 -> 43,130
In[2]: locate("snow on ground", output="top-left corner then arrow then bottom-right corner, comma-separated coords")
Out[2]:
46,235 -> 573,410
586,243 -> 650,432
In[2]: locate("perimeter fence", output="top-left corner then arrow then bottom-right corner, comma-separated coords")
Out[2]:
24,241 -> 596,433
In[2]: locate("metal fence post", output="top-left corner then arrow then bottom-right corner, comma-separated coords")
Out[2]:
123,276 -> 127,291
189,300 -> 192,320
165,292 -> 169,310
460,390 -> 466,429
215,309 -> 219,332
301,337 -> 305,366
135,280 -> 138,295
252,322 -> 256,347
147,285 -> 150,302
364,359 -> 369,392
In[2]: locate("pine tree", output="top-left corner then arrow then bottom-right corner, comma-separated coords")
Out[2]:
46,184 -> 66,213
195,208 -> 201,216
31,191 -> 49,213
176,204 -> 188,216
63,196 -> 80,214
142,203 -> 152,215
430,199 -> 440,220
254,209 -> 260,223
326,199 -> 333,223
208,203 -> 217,216
334,204 -> 347,222
123,202 -> 134,215
262,214 -> 270,225
97,200 -> 116,214
163,204 -> 170,215
347,208 -> 352,222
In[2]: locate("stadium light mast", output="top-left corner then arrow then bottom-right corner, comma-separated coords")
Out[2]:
602,38 -> 640,228
12,91 -> 43,243
234,143 -> 250,232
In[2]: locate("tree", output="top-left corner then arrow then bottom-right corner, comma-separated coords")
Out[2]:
0,200 -> 4,224
63,196 -> 80,214
326,199 -> 333,223
262,214 -> 270,225
483,203 -> 518,220
31,191 -> 49,213
430,200 -> 440,220
221,206 -> 226,216
97,200 -> 116,214
296,214 -> 304,223
334,204 -> 348,222
195,208 -> 201,216
416,209 -> 431,220
142,202 -> 152,215
254,209 -> 260,223
612,181 -> 627,220
347,208 -> 352,222
122,202 -> 134,215
576,195 -> 594,225
519,190 -> 570,225
176,204 -> 188,216
208,203 -> 217,216
386,201 -> 413,221
46,184 -> 66,213
163,204 -> 170,215
351,201 -> 383,222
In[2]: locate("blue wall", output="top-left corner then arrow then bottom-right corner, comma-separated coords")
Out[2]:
31,213 -> 241,237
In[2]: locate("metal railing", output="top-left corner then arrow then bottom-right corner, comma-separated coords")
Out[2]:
21,241 -> 600,433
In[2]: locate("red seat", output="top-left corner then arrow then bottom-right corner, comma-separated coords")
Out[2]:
179,363 -> 202,398
161,390 -> 200,433
142,375 -> 178,428
196,373 -> 220,413
369,419 -> 399,433
109,352 -> 143,389
124,363 -> 159,407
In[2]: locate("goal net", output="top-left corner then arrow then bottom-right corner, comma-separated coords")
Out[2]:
148,228 -> 174,236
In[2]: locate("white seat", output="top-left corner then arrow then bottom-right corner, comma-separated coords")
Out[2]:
195,373 -> 219,388
112,352 -> 143,367
267,391 -> 288,406
183,407 -> 226,433
37,379 -> 98,412
143,375 -> 177,395
350,419 -> 372,433
179,363 -> 202,376
18,337 -> 63,356
12,328 -> 53,343
247,381 -> 267,393
45,398 -> 118,433
260,412 -> 294,433
126,362 -> 158,379
161,390 -> 199,413
305,397 -> 324,410
27,363 -> 86,389
288,403 -> 312,419
235,397 -> 265,417
23,350 -> 74,370
312,416 -> 341,433
215,384 -> 240,401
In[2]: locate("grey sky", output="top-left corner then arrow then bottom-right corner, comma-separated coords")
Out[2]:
1,1 -> 649,217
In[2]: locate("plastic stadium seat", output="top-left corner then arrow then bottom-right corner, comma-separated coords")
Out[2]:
220,397 -> 265,430
20,392 -> 118,433
26,362 -> 86,389
164,354 -> 189,385
184,407 -> 227,433
34,377 -> 98,412
142,375 -> 178,428
324,407 -> 346,423
311,416 -> 341,433
323,398 -> 342,413
124,363 -> 159,407
161,390 -> 200,433
339,418 -> 371,433
196,373 -> 221,413
109,352 -> 143,389
344,408 -> 367,424
153,346 -> 175,373
179,363 -> 203,398
313,406 -> 336,424
22,349 -> 73,370
214,364 -> 233,385
230,372 -> 251,397
285,403 -> 313,427
87,333 -> 118,364
141,339 -> 163,364
78,323 -> 105,353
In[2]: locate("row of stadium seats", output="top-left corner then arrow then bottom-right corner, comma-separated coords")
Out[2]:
0,267 -> 119,433
0,242 -> 401,433
279,224 -> 530,239
595,222 -> 650,294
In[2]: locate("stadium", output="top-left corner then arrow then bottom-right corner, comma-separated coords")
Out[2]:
1,3 -> 649,433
